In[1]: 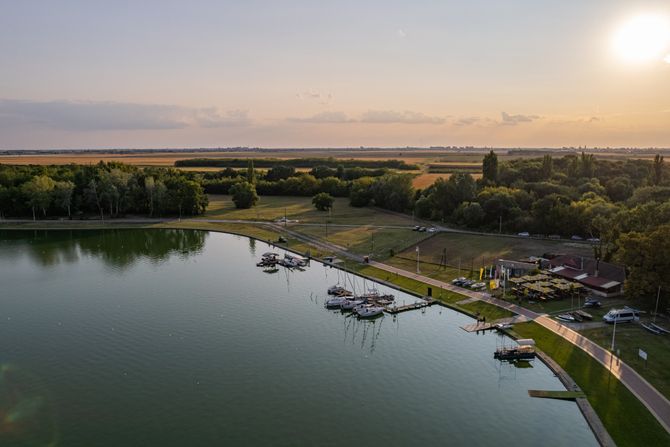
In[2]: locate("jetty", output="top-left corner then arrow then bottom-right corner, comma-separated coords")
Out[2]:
528,390 -> 586,400
384,298 -> 436,314
461,315 -> 530,333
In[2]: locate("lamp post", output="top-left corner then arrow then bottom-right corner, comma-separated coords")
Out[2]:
416,246 -> 420,274
654,286 -> 661,323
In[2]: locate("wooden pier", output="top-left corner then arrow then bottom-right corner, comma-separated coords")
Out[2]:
384,298 -> 436,314
528,390 -> 586,400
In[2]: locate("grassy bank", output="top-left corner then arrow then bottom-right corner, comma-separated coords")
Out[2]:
514,322 -> 670,446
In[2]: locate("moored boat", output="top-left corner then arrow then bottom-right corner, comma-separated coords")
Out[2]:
357,306 -> 384,319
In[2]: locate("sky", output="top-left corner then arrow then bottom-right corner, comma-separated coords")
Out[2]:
1,0 -> 670,149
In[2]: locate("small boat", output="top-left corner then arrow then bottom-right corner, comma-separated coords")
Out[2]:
641,322 -> 662,335
263,266 -> 279,274
357,306 -> 384,319
325,297 -> 349,309
327,285 -> 353,296
494,339 -> 536,361
495,322 -> 513,331
574,310 -> 593,320
340,299 -> 365,311
650,323 -> 670,334
556,314 -> 576,322
570,312 -> 584,322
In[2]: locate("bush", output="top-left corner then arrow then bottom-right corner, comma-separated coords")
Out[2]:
229,182 -> 259,209
312,192 -> 334,211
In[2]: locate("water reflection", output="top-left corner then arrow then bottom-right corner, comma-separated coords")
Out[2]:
0,229 -> 207,269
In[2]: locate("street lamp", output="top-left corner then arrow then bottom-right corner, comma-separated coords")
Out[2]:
416,246 -> 420,274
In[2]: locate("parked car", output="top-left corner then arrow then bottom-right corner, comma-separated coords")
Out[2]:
412,225 -> 421,231
427,227 -> 437,233
517,232 -> 530,237
548,234 -> 561,240
571,235 -> 584,241
587,237 -> 600,243
603,309 -> 639,324
418,227 -> 427,232
584,298 -> 602,308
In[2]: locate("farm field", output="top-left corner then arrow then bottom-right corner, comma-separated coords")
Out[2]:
1,148 -> 659,168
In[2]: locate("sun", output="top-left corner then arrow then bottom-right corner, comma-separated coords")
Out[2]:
612,13 -> 670,63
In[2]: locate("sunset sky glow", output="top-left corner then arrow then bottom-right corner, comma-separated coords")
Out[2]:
2,0 -> 670,149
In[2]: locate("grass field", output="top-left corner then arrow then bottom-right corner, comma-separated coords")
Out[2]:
1,148 -> 660,168
397,231 -> 595,268
202,194 -> 420,226
514,322 -> 670,447
579,322 -> 670,400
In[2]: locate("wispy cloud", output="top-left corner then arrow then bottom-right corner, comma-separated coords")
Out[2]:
500,111 -> 540,125
296,89 -> 333,105
0,99 -> 251,131
287,111 -> 352,123
359,110 -> 445,124
289,110 -> 445,125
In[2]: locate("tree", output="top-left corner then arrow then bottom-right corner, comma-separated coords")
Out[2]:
312,192 -> 334,211
230,181 -> 259,209
265,165 -> 295,181
618,224 -> 670,302
482,150 -> 498,184
541,155 -> 553,179
652,154 -> 664,185
52,180 -> 75,218
85,179 -> 105,220
22,175 -> 55,220
145,176 -> 157,216
246,159 -> 256,184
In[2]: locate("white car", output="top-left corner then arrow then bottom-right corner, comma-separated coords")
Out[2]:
427,227 -> 437,233
517,232 -> 530,237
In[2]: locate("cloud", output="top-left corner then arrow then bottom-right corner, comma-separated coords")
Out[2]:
359,110 -> 445,124
664,54 -> 670,64
287,111 -> 352,123
296,89 -> 333,105
397,29 -> 407,38
0,99 -> 250,131
453,116 -> 482,126
500,111 -> 540,125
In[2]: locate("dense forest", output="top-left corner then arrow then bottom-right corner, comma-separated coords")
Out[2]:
0,162 -> 208,219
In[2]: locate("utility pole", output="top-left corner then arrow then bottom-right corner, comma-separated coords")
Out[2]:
654,286 -> 662,323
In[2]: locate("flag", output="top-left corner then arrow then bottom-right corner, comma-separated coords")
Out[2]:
479,267 -> 484,281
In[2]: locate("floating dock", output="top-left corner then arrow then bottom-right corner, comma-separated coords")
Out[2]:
384,298 -> 436,314
528,390 -> 586,400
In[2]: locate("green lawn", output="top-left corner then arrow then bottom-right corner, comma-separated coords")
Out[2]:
202,194 -> 419,226
295,225 -> 430,259
397,231 -> 595,268
514,322 -> 670,447
580,322 -> 670,400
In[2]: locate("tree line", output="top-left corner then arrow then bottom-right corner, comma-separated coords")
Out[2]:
175,157 -> 419,170
414,151 -> 669,303
0,162 -> 208,220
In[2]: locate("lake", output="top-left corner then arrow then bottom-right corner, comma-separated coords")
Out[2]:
0,229 -> 598,446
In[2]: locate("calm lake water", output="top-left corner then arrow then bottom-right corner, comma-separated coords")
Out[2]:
0,229 -> 598,447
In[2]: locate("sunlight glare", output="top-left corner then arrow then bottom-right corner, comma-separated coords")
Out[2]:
612,14 -> 670,63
